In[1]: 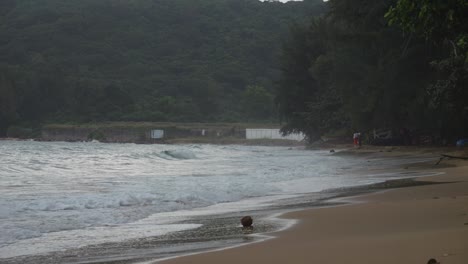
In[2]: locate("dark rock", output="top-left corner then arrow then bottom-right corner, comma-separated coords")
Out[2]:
329,149 -> 335,153
241,216 -> 253,227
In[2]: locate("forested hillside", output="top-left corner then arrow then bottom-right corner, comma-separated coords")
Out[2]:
277,0 -> 468,143
0,0 -> 326,135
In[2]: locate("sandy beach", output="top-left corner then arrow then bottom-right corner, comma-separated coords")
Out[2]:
162,151 -> 468,264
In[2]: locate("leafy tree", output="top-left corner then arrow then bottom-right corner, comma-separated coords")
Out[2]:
386,0 -> 468,139
276,0 -> 459,143
276,21 -> 325,141
242,85 -> 274,120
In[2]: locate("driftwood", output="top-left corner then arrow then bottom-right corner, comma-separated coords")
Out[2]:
435,154 -> 468,165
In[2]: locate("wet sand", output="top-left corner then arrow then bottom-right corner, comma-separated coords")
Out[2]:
161,155 -> 468,264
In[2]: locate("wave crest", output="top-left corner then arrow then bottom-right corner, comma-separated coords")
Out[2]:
160,150 -> 197,160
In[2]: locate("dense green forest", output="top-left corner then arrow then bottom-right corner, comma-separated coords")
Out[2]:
0,0 -> 326,136
277,0 -> 468,144
2,0 -> 467,144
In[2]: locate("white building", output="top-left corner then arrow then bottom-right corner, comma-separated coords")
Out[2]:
245,128 -> 305,141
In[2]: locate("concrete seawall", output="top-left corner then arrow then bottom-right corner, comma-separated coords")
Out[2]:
40,123 -> 249,143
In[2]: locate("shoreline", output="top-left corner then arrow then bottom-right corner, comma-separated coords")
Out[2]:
145,179 -> 442,264
1,148 -> 442,264
2,142 -> 466,264
159,153 -> 468,264
0,137 -> 306,147
127,176 -> 443,264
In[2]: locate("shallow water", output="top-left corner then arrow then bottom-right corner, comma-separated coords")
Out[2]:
0,141 -> 434,263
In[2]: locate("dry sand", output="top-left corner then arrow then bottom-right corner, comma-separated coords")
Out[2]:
161,154 -> 468,264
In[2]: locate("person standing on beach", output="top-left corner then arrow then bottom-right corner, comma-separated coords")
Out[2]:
353,132 -> 361,147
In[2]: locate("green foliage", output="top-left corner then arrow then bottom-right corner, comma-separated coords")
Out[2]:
275,21 -> 325,140
386,0 -> 468,138
6,126 -> 33,139
0,0 -> 327,136
0,66 -> 19,134
385,0 -> 468,44
277,0 -> 468,143
242,85 -> 275,121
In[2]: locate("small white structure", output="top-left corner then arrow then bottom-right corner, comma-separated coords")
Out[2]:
150,129 -> 164,139
246,129 -> 305,141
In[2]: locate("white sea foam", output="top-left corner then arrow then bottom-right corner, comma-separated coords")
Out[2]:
0,141 -> 435,259
0,222 -> 202,259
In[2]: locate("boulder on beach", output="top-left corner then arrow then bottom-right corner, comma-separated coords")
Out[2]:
241,216 -> 253,227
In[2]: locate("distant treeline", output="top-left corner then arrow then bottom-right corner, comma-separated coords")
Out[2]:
0,0 -> 326,135
277,0 -> 468,143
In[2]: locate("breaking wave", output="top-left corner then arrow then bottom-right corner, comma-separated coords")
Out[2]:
3,141 -> 423,260
159,149 -> 197,160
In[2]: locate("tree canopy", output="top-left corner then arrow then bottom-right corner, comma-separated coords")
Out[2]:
277,0 -> 468,143
0,0 -> 326,135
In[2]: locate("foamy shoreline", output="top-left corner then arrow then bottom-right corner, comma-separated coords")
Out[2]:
160,149 -> 468,264
2,143 -> 464,264
135,150 -> 444,263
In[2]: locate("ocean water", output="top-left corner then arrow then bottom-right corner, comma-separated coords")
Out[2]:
0,141 -> 433,263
